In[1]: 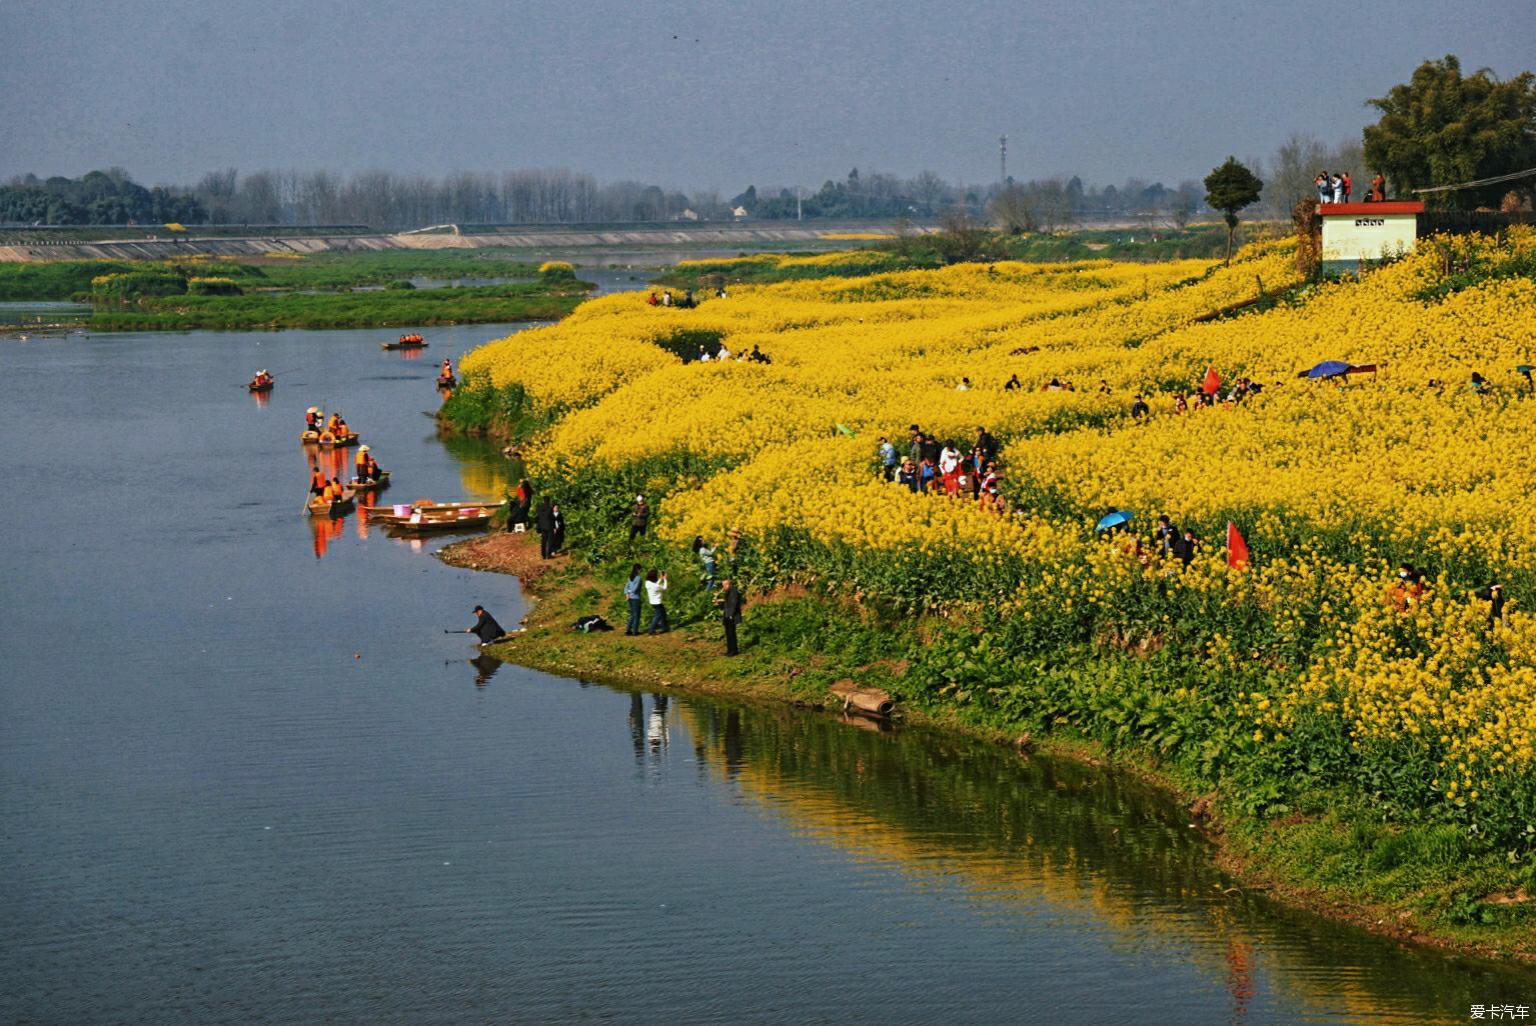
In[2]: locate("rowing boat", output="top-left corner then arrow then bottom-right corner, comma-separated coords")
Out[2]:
362,498 -> 504,524
349,471 -> 390,490
306,489 -> 357,517
436,376 -> 456,389
249,380 -> 274,393
319,432 -> 360,448
381,340 -> 428,351
300,430 -> 321,444
388,507 -> 493,534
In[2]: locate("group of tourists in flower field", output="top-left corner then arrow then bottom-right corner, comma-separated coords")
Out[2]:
879,424 -> 1007,511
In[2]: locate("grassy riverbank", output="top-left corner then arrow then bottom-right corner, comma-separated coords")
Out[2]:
87,282 -> 585,331
439,232 -> 1536,955
1,249 -> 585,330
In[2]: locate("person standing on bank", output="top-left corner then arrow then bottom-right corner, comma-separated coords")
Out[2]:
549,502 -> 566,555
535,497 -> 556,559
630,495 -> 650,542
624,564 -> 645,635
644,570 -> 669,634
720,578 -> 744,656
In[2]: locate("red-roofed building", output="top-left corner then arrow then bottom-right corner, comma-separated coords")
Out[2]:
1319,201 -> 1424,274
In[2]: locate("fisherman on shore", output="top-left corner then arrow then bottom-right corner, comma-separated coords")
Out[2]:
468,605 -> 505,646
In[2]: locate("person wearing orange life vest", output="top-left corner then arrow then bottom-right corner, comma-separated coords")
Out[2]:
309,464 -> 327,496
441,358 -> 453,376
355,445 -> 381,483
334,415 -> 349,439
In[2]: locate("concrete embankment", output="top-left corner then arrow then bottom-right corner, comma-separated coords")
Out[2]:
0,222 -> 926,262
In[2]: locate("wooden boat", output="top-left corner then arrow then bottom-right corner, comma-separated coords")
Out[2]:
248,380 -> 274,393
388,506 -> 493,534
300,430 -> 321,444
349,471 -> 391,490
382,337 -> 428,351
319,432 -> 360,448
436,375 -> 456,389
306,489 -> 357,517
362,498 -> 504,524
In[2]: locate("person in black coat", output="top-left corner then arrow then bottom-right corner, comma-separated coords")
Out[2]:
720,579 -> 744,656
550,503 -> 566,554
535,497 -> 556,558
1173,528 -> 1197,568
975,426 -> 998,462
469,605 -> 505,646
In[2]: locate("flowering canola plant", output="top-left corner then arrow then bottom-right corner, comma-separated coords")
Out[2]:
454,231 -> 1536,838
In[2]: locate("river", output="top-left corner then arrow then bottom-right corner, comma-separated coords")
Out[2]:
1,316 -> 1531,1025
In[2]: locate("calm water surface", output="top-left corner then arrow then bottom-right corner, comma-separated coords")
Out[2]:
2,318 -> 1532,1025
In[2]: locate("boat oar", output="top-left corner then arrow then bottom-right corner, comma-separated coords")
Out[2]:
444,629 -> 472,634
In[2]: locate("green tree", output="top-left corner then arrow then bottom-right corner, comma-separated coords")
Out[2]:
1363,55 -> 1536,210
1203,157 -> 1264,265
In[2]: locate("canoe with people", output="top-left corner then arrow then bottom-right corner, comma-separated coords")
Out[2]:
303,411 -> 359,447
382,333 -> 428,351
349,445 -> 389,490
248,369 -> 274,392
437,357 -> 456,389
306,474 -> 357,517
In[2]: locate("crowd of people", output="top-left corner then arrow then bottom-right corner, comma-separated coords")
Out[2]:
647,285 -> 728,308
880,425 -> 1010,513
1317,171 -> 1389,204
693,341 -> 772,364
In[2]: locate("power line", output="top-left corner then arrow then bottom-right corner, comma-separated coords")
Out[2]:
1411,166 -> 1536,194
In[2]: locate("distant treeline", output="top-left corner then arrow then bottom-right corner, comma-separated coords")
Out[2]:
3,166 -> 1223,230
0,136 -> 1433,232
0,168 -> 206,226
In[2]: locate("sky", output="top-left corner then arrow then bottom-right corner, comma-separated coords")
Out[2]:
1,0 -> 1531,193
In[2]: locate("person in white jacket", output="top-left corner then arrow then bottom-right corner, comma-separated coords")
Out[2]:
644,570 -> 669,634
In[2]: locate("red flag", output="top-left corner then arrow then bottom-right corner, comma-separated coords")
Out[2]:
1226,521 -> 1249,569
1202,366 -> 1222,396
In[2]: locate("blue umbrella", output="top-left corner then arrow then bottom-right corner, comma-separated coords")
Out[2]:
1095,510 -> 1133,532
1301,360 -> 1352,379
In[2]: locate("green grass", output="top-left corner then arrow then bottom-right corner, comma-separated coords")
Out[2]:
0,249 -> 547,303
994,222 -> 1275,262
87,282 -> 587,331
235,248 -> 544,289
0,260 -> 133,300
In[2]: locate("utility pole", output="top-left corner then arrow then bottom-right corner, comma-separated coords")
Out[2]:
1000,135 -> 1007,185
797,185 -> 802,222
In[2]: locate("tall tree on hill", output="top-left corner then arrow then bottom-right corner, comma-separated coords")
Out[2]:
1204,157 -> 1264,265
1363,55 -> 1536,210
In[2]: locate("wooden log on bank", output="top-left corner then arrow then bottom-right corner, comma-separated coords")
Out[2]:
829,679 -> 896,719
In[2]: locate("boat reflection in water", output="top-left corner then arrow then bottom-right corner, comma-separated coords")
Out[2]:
307,513 -> 345,560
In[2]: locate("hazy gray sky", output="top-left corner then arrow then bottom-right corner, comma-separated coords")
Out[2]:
2,0 -> 1530,191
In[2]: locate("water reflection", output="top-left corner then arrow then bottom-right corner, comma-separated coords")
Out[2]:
628,693 -> 671,765
250,389 -> 270,409
671,696 -> 1535,1026
307,513 -> 345,560
469,652 -> 502,687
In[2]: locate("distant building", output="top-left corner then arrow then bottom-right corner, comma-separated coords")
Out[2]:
677,208 -> 699,221
731,206 -> 749,220
1319,201 -> 1423,274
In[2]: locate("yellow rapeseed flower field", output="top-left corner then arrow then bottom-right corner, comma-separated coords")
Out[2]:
455,230 -> 1536,832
